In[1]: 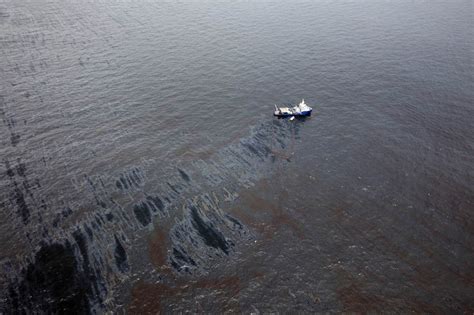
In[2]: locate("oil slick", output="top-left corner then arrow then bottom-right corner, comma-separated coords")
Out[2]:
0,120 -> 299,313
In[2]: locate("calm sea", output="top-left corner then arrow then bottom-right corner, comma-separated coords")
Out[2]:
1,0 -> 473,313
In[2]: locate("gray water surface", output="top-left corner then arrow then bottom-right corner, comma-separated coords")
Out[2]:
1,0 -> 473,313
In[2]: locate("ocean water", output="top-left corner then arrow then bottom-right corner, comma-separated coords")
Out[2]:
0,0 -> 473,313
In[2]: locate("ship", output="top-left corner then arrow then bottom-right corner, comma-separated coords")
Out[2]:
274,99 -> 312,117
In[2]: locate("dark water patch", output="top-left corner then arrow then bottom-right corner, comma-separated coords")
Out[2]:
133,202 -> 152,227
114,235 -> 129,273
189,205 -> 229,254
84,223 -> 94,240
225,214 -> 243,230
10,133 -> 20,146
178,168 -> 191,182
159,121 -> 293,272
146,195 -> 165,213
105,212 -> 113,221
168,194 -> 253,273
145,200 -> 157,214
0,119 -> 293,310
53,206 -> 72,227
82,175 -> 110,209
15,160 -> 26,177
63,207 -> 73,217
97,199 -> 107,209
72,229 -> 102,299
91,220 -> 99,231
167,182 -> 182,195
0,10 -> 9,18
95,215 -> 103,228
4,242 -> 91,314
13,183 -> 30,224
241,141 -> 260,156
0,101 -> 22,147
115,168 -> 144,191
4,159 -> 15,177
116,177 -> 127,190
171,246 -> 197,269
